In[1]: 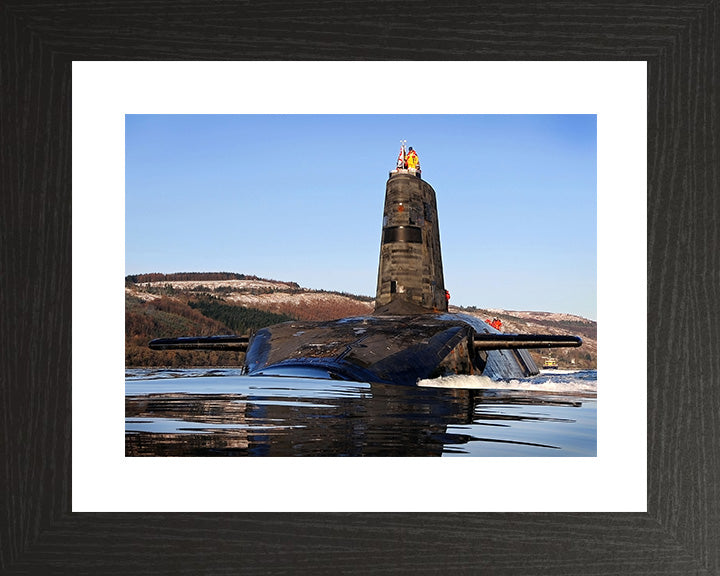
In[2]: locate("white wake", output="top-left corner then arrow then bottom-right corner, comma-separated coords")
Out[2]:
417,372 -> 597,394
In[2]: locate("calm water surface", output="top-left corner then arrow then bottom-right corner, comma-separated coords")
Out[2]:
126,369 -> 596,456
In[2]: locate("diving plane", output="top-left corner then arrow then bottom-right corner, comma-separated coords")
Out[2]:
150,144 -> 581,385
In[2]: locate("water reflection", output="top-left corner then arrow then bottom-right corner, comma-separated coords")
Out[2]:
126,372 -> 596,456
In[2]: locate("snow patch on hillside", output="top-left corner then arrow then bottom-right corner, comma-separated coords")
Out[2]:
484,308 -> 593,324
125,287 -> 160,301
139,279 -> 292,291
226,291 -> 374,309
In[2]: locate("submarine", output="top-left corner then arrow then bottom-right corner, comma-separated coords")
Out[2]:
150,143 -> 581,385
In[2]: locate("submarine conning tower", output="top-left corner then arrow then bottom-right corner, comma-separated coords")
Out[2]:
375,150 -> 447,314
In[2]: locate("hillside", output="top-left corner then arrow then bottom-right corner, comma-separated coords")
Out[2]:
125,274 -> 597,369
449,306 -> 597,370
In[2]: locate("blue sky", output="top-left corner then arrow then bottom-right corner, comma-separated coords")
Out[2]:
126,114 -> 596,319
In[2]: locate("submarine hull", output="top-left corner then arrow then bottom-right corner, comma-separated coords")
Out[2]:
244,312 -> 538,385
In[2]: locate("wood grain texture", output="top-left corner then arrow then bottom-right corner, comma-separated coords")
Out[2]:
1,0 -> 718,574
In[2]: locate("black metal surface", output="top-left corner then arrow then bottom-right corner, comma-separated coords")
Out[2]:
148,335 -> 249,351
473,334 -> 583,350
243,314 -> 504,385
382,225 -> 423,244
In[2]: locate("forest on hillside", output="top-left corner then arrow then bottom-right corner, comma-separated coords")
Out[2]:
125,294 -> 294,367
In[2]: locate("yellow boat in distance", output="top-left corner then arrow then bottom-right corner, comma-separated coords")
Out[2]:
542,357 -> 560,369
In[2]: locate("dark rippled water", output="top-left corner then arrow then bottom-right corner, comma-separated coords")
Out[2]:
126,369 -> 596,456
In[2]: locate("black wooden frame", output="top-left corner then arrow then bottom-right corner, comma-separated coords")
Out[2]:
2,2 -> 718,574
